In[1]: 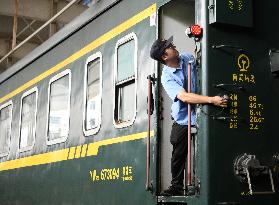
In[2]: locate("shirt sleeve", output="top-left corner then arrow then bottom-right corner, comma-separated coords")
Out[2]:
181,52 -> 196,68
161,71 -> 184,102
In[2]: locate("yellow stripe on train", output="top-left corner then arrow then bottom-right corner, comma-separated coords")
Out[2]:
0,131 -> 154,172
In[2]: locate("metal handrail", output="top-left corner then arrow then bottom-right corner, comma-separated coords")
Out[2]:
146,74 -> 155,191
0,0 -> 80,65
187,62 -> 192,186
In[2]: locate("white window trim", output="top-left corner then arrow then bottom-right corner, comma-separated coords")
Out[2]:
83,51 -> 102,136
0,100 -> 13,158
46,69 -> 71,146
113,32 -> 138,129
18,87 -> 38,153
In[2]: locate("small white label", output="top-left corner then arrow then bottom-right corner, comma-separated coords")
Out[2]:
150,12 -> 156,26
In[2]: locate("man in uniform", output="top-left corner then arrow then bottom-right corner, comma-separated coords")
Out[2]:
150,36 -> 227,196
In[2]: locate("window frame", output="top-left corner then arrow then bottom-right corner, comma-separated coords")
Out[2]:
18,87 -> 38,153
113,32 -> 138,129
0,100 -> 13,158
83,51 -> 102,136
46,69 -> 71,146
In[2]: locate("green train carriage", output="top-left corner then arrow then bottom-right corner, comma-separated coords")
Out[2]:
0,0 -> 278,204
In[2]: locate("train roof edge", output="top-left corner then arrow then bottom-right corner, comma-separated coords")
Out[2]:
0,0 -> 120,85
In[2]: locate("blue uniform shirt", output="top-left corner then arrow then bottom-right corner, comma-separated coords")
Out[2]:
161,52 -> 197,125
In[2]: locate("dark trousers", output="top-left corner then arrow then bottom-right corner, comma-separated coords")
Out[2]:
170,122 -> 189,189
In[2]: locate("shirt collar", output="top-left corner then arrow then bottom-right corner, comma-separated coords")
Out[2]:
164,55 -> 183,73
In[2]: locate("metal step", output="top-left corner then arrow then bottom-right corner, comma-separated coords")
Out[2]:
157,195 -> 192,204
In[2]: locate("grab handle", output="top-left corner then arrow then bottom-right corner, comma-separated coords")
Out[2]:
187,62 -> 192,187
146,74 -> 155,191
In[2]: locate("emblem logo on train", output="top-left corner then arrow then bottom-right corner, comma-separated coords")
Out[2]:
237,54 -> 250,72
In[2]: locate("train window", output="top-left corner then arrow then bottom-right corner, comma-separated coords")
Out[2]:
83,52 -> 102,136
114,33 -> 137,128
0,101 -> 13,157
47,70 -> 71,145
19,88 -> 38,152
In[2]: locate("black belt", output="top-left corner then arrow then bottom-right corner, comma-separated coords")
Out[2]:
173,121 -> 196,127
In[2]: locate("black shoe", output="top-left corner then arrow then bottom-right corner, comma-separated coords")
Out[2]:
160,186 -> 184,196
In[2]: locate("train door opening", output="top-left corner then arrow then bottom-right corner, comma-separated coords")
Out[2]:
158,0 -> 196,194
